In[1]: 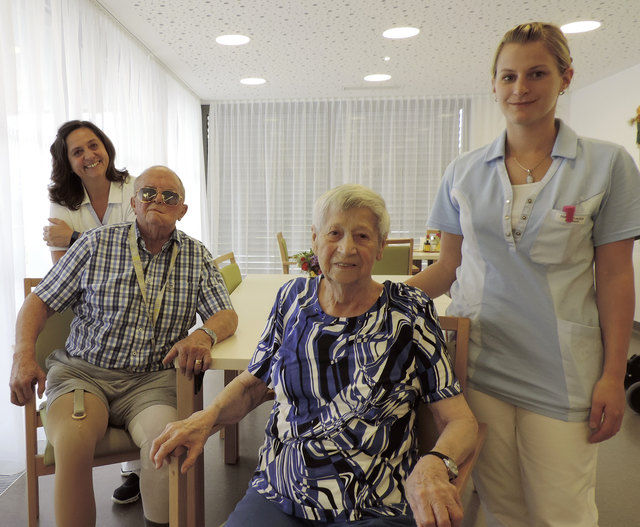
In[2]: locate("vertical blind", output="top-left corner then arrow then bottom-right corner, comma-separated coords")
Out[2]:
207,96 -> 471,274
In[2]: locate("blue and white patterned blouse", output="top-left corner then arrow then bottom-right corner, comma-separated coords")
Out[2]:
34,221 -> 233,372
247,277 -> 461,522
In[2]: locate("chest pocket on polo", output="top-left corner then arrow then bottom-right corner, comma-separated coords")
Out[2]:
529,192 -> 603,265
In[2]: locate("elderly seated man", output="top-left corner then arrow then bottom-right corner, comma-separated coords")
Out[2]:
10,165 -> 238,527
151,184 -> 478,527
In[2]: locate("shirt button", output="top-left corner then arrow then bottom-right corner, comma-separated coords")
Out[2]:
515,231 -> 521,236
505,199 -> 511,204
521,215 -> 527,220
527,199 -> 533,203
505,215 -> 510,220
506,232 -> 512,237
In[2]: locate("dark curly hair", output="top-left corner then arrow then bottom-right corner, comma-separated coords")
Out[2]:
48,120 -> 130,210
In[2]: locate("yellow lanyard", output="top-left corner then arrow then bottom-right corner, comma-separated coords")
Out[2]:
128,223 -> 179,332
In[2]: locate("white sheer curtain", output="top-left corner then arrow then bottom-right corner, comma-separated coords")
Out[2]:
206,95 -> 503,273
0,0 -> 204,474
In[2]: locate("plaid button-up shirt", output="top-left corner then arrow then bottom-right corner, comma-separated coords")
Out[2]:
35,222 -> 233,372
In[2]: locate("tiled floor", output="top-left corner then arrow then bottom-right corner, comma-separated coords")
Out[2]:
2,335 -> 640,526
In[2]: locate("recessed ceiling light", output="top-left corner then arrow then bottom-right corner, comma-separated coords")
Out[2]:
383,56 -> 391,62
382,27 -> 420,39
364,74 -> 391,82
216,34 -> 251,46
240,77 -> 266,85
561,21 -> 601,34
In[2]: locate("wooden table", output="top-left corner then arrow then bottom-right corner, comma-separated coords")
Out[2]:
171,274 -> 451,526
413,250 -> 440,271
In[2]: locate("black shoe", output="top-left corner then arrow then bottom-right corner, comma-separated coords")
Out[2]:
120,466 -> 135,477
112,473 -> 140,504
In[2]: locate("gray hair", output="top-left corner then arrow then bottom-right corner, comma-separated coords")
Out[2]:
312,184 -> 390,243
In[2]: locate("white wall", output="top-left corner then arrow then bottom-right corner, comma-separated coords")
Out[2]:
567,63 -> 640,322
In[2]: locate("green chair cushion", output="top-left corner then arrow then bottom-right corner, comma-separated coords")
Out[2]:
220,263 -> 242,293
372,245 -> 411,275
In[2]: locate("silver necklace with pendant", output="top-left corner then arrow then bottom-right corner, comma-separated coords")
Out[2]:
512,155 -> 549,184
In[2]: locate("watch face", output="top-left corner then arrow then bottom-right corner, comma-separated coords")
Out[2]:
444,458 -> 459,480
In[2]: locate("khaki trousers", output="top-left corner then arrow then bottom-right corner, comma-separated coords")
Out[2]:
466,389 -> 599,527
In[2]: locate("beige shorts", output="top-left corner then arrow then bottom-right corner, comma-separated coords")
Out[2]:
45,348 -> 176,428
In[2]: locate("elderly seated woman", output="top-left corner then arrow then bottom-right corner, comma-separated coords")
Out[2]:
150,184 -> 478,527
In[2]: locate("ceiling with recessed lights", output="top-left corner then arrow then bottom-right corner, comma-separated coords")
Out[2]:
96,0 -> 639,101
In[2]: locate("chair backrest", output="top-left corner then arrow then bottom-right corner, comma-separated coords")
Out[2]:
276,232 -> 296,274
415,315 -> 471,454
372,238 -> 413,275
414,314 -> 485,493
24,278 -> 74,371
213,252 -> 243,293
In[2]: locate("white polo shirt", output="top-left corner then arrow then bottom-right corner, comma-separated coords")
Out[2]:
49,177 -> 136,252
429,120 -> 640,421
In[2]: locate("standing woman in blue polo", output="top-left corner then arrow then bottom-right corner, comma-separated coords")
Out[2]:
408,22 -> 640,527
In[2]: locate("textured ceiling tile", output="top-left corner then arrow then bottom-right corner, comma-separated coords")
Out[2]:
99,0 -> 640,100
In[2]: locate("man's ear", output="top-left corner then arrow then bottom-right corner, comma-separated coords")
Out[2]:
178,204 -> 188,221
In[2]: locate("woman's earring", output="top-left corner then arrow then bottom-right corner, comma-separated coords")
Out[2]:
559,90 -> 565,95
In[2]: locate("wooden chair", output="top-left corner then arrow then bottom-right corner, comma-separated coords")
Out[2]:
22,278 -> 140,527
372,238 -> 414,275
213,251 -> 242,293
276,232 -> 298,274
416,315 -> 487,492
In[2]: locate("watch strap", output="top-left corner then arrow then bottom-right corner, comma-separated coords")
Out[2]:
69,231 -> 80,246
424,450 -> 449,462
422,450 -> 458,481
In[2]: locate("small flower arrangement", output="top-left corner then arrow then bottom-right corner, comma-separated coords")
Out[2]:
293,249 -> 322,277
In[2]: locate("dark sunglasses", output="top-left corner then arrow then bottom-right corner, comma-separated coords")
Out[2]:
137,187 -> 182,206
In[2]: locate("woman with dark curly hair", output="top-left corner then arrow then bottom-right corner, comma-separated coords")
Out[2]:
41,120 -> 141,503
43,120 -> 136,263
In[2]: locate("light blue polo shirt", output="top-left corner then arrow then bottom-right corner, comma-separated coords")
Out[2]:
429,120 -> 640,421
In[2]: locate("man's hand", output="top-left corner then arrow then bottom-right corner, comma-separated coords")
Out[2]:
162,330 -> 212,379
9,351 -> 46,406
588,375 -> 625,443
405,455 -> 463,527
43,218 -> 74,247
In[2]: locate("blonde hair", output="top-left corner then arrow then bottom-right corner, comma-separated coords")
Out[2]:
492,22 -> 573,78
312,184 -> 390,243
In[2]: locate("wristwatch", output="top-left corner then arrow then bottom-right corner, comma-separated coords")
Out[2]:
423,451 -> 459,482
69,231 -> 80,246
196,326 -> 217,347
